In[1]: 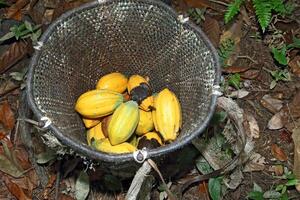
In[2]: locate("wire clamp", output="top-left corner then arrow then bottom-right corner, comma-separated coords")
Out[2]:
133,148 -> 148,163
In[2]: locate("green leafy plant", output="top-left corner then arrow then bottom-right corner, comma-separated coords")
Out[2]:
264,68 -> 290,89
0,0 -> 8,6
272,45 -> 288,65
287,37 -> 300,49
0,21 -> 42,43
224,0 -> 295,32
209,177 -> 223,200
187,8 -> 206,24
218,39 -> 235,66
228,73 -> 241,89
224,0 -> 244,23
248,170 -> 299,200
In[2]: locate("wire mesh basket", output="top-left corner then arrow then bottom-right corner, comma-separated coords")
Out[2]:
27,0 -> 220,164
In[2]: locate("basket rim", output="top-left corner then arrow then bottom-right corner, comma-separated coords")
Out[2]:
26,0 -> 221,163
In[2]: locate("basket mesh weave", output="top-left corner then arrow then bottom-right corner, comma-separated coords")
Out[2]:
27,0 -> 220,163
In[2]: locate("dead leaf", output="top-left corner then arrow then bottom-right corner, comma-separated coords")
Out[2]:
198,181 -> 210,200
222,66 -> 251,74
4,176 -> 31,200
10,170 -> 39,197
244,113 -> 260,139
243,153 -> 266,172
13,146 -> 31,170
260,94 -> 283,114
268,111 -> 284,130
202,16 -> 220,47
279,129 -> 292,143
288,56 -> 300,77
228,89 -> 249,98
0,41 -> 30,74
271,144 -> 288,161
269,165 -> 284,176
0,132 -> 6,140
59,194 -> 74,200
286,90 -> 300,119
0,101 -> 15,130
5,0 -> 30,20
240,69 -> 260,79
0,80 -> 19,96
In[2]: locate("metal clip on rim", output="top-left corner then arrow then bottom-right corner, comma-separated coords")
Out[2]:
133,148 -> 148,163
33,41 -> 44,51
178,14 -> 189,24
40,116 -> 52,129
212,85 -> 223,96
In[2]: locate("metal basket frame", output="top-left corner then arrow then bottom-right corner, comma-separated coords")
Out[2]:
27,0 -> 221,163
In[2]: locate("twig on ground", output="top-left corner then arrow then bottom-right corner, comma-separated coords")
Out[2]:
209,0 -> 229,7
237,55 -> 258,64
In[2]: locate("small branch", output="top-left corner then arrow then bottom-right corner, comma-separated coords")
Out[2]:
237,55 -> 258,64
126,162 -> 152,200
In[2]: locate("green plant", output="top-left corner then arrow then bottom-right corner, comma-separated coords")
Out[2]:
0,21 -> 42,43
224,0 -> 295,32
0,0 -> 8,6
248,170 -> 299,200
272,45 -> 288,65
228,73 -> 241,89
209,177 -> 223,200
187,8 -> 206,24
264,68 -> 290,89
218,39 -> 235,66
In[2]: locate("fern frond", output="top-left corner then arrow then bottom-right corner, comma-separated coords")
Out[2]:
218,39 -> 235,66
253,0 -> 272,32
224,0 -> 244,24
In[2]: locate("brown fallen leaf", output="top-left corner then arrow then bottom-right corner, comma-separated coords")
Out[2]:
59,194 -> 74,200
9,170 -> 39,198
279,129 -> 292,143
198,181 -> 210,200
289,56 -> 300,77
0,80 -> 19,96
286,90 -> 300,119
222,66 -> 251,74
0,41 -> 30,74
4,176 -> 31,200
244,113 -> 260,139
5,0 -> 30,20
240,69 -> 260,79
228,89 -> 249,98
268,111 -> 285,130
243,153 -> 265,172
0,101 -> 15,130
202,16 -> 220,48
260,94 -> 283,114
269,165 -> 284,176
0,132 -> 6,140
271,144 -> 288,161
13,146 -> 31,170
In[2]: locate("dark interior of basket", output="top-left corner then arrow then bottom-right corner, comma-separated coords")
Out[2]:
29,1 -> 218,153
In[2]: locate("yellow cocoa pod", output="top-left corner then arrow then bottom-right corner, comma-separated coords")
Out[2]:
136,109 -> 154,135
108,101 -> 139,145
96,72 -> 128,93
140,96 -> 154,111
82,117 -> 101,128
87,122 -> 105,146
93,138 -> 136,154
153,88 -> 182,142
75,89 -> 123,118
127,75 -> 148,93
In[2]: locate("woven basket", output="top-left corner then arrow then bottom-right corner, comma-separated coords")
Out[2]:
27,0 -> 220,165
